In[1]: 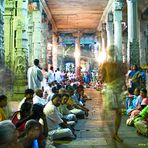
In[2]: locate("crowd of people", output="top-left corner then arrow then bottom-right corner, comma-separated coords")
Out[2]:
0,59 -> 91,148
124,65 -> 148,137
0,55 -> 148,147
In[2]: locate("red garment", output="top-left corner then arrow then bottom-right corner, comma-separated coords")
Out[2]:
11,111 -> 26,134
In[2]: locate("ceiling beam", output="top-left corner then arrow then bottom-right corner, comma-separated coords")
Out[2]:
40,0 -> 57,32
57,28 -> 96,33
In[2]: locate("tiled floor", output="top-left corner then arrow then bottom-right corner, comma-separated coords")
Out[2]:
55,88 -> 148,148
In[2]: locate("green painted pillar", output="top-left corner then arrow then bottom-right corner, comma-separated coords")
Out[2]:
4,0 -> 15,69
13,0 -> 28,99
4,0 -> 28,100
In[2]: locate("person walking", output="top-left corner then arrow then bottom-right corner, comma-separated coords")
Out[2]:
100,45 -> 127,143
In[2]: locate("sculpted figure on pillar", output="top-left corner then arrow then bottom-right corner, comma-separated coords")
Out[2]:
15,55 -> 26,75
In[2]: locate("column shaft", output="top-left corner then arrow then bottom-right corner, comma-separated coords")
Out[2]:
106,13 -> 114,48
127,0 -> 139,65
75,36 -> 81,78
113,0 -> 123,62
52,33 -> 58,70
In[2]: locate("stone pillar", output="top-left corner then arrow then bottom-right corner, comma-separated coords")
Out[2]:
101,23 -> 107,53
139,21 -> 148,66
47,26 -> 52,70
106,12 -> 114,48
74,36 -> 81,78
113,0 -> 124,62
40,11 -> 48,68
122,30 -> 128,63
13,0 -> 28,97
4,0 -> 15,69
96,31 -> 102,52
32,2 -> 41,60
0,0 -> 4,65
127,0 -> 139,66
28,11 -> 33,66
52,33 -> 58,70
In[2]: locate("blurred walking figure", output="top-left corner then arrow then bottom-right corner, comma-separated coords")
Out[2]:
100,45 -> 127,143
27,59 -> 43,90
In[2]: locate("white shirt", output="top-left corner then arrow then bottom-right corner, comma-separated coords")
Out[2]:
43,101 -> 63,130
27,65 -> 43,90
48,70 -> 55,83
55,71 -> 62,83
33,95 -> 47,106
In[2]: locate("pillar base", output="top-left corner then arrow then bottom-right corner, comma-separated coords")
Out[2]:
12,78 -> 27,101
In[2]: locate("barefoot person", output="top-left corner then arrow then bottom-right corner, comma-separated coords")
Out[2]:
100,45 -> 127,143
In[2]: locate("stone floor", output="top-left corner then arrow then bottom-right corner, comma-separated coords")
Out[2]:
54,88 -> 148,148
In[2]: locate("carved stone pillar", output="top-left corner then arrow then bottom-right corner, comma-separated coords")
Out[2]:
14,0 -> 28,97
32,2 -> 41,60
113,0 -> 124,62
28,10 -> 33,66
4,0 -> 15,69
40,11 -> 48,68
127,0 -> 139,66
52,33 -> 58,71
0,0 -> 4,65
139,21 -> 148,66
106,12 -> 114,48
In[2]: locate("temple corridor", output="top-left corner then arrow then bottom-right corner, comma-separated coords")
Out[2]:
0,0 -> 148,147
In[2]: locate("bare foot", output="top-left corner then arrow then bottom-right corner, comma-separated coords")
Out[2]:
112,135 -> 123,143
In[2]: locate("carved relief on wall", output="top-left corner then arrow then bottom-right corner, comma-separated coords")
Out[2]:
14,55 -> 26,75
16,18 -> 25,30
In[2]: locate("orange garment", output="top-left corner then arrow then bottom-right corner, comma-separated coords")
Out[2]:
0,107 -> 7,121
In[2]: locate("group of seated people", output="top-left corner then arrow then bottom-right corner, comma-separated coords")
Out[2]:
125,87 -> 148,137
0,80 -> 90,148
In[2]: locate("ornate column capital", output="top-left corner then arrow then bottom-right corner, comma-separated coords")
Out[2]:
113,0 -> 124,11
28,1 -> 40,12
